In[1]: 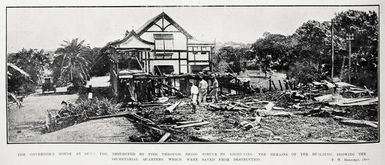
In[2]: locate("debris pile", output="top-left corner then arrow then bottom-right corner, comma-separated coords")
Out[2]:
132,80 -> 378,142
44,80 -> 378,143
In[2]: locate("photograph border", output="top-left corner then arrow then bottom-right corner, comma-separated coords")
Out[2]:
5,4 -> 381,145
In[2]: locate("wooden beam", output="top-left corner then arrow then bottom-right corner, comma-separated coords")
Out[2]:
340,119 -> 378,128
165,101 -> 181,113
148,52 -> 151,73
176,120 -> 202,125
186,37 -> 189,73
135,56 -> 144,72
158,132 -> 171,143
88,112 -> 131,120
161,84 -> 186,97
174,121 -> 210,129
178,52 -> 181,74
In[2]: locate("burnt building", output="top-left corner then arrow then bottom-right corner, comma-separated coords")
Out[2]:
105,12 -> 214,99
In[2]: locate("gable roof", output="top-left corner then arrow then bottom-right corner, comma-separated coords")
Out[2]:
109,30 -> 154,47
136,12 -> 193,39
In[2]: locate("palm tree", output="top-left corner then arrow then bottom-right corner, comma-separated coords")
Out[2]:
54,38 -> 91,88
7,63 -> 31,79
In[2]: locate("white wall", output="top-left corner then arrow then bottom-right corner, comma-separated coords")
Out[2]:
188,52 -> 210,61
150,60 -> 188,74
140,32 -> 187,50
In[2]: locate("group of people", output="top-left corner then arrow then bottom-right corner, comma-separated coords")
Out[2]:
190,74 -> 219,113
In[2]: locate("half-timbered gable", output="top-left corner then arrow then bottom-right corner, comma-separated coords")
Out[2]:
106,12 -> 214,97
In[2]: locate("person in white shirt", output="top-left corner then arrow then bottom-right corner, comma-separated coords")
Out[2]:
190,81 -> 199,113
211,75 -> 219,103
198,77 -> 208,104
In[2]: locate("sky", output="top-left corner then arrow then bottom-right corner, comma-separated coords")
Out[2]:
6,6 -> 378,53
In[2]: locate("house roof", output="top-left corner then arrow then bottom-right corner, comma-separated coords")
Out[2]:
111,30 -> 154,47
136,12 -> 193,39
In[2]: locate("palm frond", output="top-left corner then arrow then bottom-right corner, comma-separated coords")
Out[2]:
7,63 -> 30,78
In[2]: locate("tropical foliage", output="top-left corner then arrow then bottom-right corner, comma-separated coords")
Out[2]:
213,46 -> 253,73
7,62 -> 32,107
214,10 -> 378,89
53,38 -> 92,88
8,49 -> 49,94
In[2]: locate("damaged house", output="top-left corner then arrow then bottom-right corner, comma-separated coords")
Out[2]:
104,12 -> 215,100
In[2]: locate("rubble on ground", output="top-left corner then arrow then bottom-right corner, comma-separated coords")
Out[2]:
44,80 -> 378,143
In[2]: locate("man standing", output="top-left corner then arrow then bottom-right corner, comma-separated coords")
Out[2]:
198,76 -> 208,104
211,75 -> 219,103
190,81 -> 198,113
87,85 -> 93,100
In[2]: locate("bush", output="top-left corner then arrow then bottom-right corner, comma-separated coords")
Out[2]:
340,68 -> 377,90
287,60 -> 326,84
45,98 -> 122,133
74,98 -> 122,119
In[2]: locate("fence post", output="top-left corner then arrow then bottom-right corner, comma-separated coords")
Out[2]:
287,81 -> 292,90
272,81 -> 277,90
278,80 -> 283,91
269,76 -> 272,91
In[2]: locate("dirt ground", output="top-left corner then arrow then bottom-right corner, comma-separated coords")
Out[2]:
7,90 -> 78,143
39,117 -> 142,143
8,87 -> 145,143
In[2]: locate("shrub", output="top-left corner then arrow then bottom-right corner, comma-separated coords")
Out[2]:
45,98 -> 123,133
74,97 -> 122,119
287,60 -> 326,84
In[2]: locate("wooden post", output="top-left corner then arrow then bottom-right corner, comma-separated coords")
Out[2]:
278,80 -> 283,91
178,52 -> 181,74
287,81 -> 291,90
269,77 -> 272,91
340,56 -> 346,80
272,81 -> 277,90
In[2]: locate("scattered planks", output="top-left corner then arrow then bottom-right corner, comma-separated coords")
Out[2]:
190,135 -> 216,142
165,101 -> 181,113
239,116 -> 262,130
314,94 -> 378,107
207,103 -> 248,112
340,119 -> 378,128
256,110 -> 293,117
298,106 -> 346,117
88,111 -> 131,120
232,102 -> 250,108
158,132 -> 171,143
176,120 -> 202,125
264,102 -> 275,111
160,83 -> 186,97
139,103 -> 170,107
329,97 -> 378,106
174,121 -> 210,129
333,116 -> 378,128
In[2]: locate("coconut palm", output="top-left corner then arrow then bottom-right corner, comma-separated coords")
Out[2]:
54,38 -> 91,88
